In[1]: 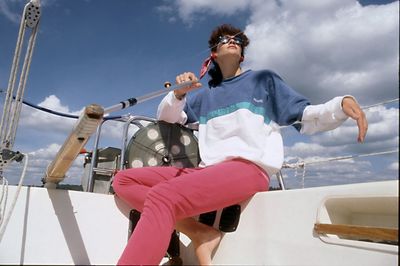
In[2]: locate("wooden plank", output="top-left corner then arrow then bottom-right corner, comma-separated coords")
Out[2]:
314,223 -> 398,242
43,104 -> 104,184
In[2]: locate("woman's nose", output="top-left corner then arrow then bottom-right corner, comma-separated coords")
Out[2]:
228,37 -> 236,44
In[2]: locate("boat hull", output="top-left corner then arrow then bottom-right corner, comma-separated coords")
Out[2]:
0,180 -> 398,265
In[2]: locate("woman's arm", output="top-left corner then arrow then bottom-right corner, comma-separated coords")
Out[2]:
157,91 -> 188,124
300,95 -> 368,142
157,72 -> 202,124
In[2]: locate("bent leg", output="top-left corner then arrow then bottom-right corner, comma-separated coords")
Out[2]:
112,166 -> 193,212
118,159 -> 269,265
176,217 -> 222,265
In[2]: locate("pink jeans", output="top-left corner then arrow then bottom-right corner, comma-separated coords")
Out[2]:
112,158 -> 269,265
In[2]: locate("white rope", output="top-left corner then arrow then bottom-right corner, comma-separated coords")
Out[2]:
361,98 -> 399,110
0,177 -> 9,230
290,159 -> 307,188
0,154 -> 17,221
0,154 -> 29,242
282,149 -> 398,188
7,22 -> 40,148
0,3 -> 28,148
283,149 -> 398,169
0,0 -> 40,151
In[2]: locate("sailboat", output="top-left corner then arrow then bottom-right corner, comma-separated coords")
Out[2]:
0,1 -> 398,265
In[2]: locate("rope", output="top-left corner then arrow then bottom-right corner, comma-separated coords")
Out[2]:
282,149 -> 398,188
0,153 -> 17,230
0,1 -> 41,151
0,154 -> 29,242
0,3 -> 29,149
7,20 -> 40,149
0,177 -> 9,232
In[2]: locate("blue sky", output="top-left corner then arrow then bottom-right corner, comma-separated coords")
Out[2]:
0,0 -> 399,188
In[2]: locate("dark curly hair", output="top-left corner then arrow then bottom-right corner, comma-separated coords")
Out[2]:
208,24 -> 250,55
207,24 -> 250,87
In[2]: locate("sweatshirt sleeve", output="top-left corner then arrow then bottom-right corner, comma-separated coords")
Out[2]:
300,96 -> 350,135
269,73 -> 310,131
156,91 -> 188,124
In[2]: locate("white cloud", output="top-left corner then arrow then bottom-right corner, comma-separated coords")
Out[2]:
3,0 -> 398,188
284,142 -> 340,160
3,94 -> 144,185
38,94 -> 74,113
244,1 -> 399,104
167,0 -> 398,104
29,142 -> 61,158
19,94 -> 136,141
19,95 -> 81,134
282,158 -> 376,188
0,0 -> 20,23
173,0 -> 249,24
388,161 -> 398,171
166,0 -> 399,187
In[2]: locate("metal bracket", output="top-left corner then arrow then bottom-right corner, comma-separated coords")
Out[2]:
25,0 -> 41,28
0,148 -> 25,170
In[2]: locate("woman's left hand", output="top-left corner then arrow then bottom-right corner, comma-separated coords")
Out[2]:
341,96 -> 368,143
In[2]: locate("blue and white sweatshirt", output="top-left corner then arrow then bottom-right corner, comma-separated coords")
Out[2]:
157,69 -> 349,176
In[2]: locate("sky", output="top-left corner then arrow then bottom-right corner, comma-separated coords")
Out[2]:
0,0 -> 398,189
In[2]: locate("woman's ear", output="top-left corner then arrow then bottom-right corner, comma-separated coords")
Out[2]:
239,55 -> 244,63
211,52 -> 217,60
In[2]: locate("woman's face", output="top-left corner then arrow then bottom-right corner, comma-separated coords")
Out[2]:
215,35 -> 243,62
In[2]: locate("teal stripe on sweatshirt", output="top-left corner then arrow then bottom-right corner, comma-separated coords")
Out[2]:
199,102 -> 271,124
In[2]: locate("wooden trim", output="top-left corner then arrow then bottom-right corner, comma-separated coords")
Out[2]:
314,223 -> 398,242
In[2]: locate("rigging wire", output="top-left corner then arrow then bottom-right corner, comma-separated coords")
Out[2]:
282,149 -> 398,189
283,149 -> 399,169
361,98 -> 399,110
0,92 -> 122,121
1,92 -> 397,170
1,88 -> 398,124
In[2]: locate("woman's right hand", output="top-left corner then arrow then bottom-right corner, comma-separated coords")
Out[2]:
174,72 -> 202,100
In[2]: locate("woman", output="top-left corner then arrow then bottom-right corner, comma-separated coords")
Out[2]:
113,24 -> 368,265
